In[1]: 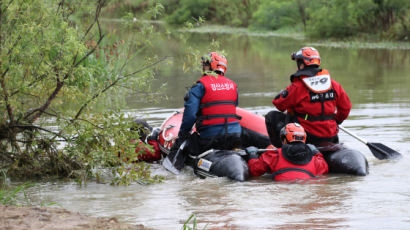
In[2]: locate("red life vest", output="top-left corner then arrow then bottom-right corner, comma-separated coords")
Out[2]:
197,75 -> 240,127
294,69 -> 337,122
272,148 -> 317,181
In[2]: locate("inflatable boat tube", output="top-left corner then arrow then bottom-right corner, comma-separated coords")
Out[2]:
158,107 -> 270,155
157,108 -> 368,177
318,143 -> 369,176
189,149 -> 249,181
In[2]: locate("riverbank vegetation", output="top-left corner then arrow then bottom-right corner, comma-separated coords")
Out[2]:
1,0 -> 408,184
0,0 -> 200,184
112,0 -> 409,41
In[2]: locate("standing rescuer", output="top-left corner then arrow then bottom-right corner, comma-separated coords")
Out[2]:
265,47 -> 352,147
246,123 -> 329,181
162,52 -> 242,173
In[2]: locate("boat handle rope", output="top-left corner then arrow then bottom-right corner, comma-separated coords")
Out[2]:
188,149 -> 215,159
162,125 -> 176,142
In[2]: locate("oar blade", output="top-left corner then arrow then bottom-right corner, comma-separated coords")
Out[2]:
367,142 -> 402,160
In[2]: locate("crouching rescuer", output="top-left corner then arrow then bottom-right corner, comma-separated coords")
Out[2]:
246,123 -> 329,181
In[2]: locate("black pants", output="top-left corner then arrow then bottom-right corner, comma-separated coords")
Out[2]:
189,132 -> 242,156
241,127 -> 271,148
264,110 -> 339,147
167,132 -> 242,170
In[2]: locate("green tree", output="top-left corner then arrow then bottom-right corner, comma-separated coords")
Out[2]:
250,0 -> 304,31
164,0 -> 258,27
0,0 -> 169,183
306,0 -> 410,40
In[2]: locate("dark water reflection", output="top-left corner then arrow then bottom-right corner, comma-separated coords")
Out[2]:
27,32 -> 410,229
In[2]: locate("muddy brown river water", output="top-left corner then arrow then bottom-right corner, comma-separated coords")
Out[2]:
27,32 -> 410,229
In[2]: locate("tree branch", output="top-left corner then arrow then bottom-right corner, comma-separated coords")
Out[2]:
74,33 -> 104,68
1,0 -> 15,12
81,0 -> 106,41
73,57 -> 169,120
23,80 -> 64,123
0,68 -> 14,123
23,1 -> 107,123
10,124 -> 69,141
123,56 -> 168,78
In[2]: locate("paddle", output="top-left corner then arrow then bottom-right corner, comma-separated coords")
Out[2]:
339,125 -> 402,160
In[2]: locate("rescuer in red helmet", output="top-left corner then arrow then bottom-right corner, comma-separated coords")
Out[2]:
163,52 -> 242,173
246,123 -> 328,181
265,47 -> 352,147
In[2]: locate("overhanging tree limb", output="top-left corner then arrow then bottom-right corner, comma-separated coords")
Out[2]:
23,0 -> 106,123
81,0 -> 106,41
10,124 -> 69,141
73,56 -> 169,120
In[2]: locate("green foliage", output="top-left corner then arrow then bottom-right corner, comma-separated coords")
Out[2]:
306,0 -> 359,38
182,214 -> 208,230
111,163 -> 163,186
133,0 -> 410,41
0,183 -> 35,206
163,0 -> 258,27
251,0 -> 301,30
165,0 -> 212,25
0,0 -> 185,184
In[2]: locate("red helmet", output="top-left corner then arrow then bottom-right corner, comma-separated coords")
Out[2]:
280,123 -> 307,143
201,52 -> 227,75
291,47 -> 321,66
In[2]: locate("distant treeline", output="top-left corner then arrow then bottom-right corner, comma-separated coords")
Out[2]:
107,0 -> 409,41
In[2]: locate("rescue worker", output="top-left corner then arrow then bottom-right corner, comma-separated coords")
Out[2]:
130,118 -> 162,162
246,123 -> 328,181
162,52 -> 242,174
266,47 -> 351,147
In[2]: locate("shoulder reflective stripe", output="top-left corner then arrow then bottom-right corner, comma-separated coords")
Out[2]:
200,100 -> 236,108
272,167 -> 316,179
302,75 -> 332,93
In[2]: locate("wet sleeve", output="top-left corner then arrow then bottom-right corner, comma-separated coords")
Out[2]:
272,83 -> 298,112
147,139 -> 162,161
314,153 -> 329,175
178,83 -> 204,137
248,150 -> 278,177
136,140 -> 159,162
248,158 -> 270,177
333,80 -> 352,124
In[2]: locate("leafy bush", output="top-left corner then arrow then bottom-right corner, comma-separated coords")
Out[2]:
0,0 -> 171,184
306,0 -> 410,40
250,0 -> 301,30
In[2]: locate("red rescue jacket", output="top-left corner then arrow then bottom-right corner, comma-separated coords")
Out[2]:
197,74 -> 240,127
273,68 -> 351,138
248,145 -> 329,181
135,139 -> 161,162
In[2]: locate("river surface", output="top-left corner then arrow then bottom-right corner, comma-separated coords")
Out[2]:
27,31 -> 410,229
